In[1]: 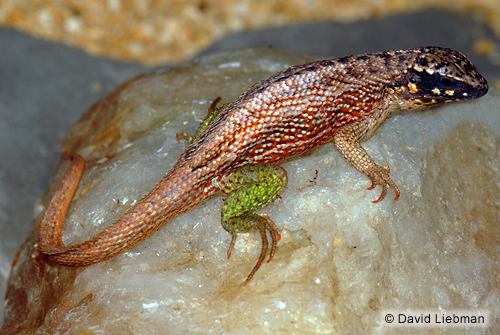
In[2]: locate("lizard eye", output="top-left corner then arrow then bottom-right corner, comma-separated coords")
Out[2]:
409,75 -> 417,83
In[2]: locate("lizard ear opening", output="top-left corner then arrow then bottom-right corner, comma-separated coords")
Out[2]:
439,76 -> 454,88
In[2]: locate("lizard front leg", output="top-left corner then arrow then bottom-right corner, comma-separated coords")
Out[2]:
216,164 -> 287,284
334,120 -> 400,203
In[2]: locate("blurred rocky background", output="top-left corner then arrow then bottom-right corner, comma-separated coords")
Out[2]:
2,0 -> 500,66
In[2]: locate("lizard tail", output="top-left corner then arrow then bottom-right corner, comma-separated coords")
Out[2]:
37,154 -> 214,266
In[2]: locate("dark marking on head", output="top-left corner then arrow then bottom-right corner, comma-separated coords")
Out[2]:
392,46 -> 488,108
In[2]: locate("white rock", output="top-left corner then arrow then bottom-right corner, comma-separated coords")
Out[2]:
4,48 -> 499,334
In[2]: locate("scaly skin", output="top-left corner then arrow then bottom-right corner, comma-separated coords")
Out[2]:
38,47 -> 488,284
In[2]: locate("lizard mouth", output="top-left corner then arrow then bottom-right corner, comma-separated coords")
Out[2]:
421,79 -> 488,104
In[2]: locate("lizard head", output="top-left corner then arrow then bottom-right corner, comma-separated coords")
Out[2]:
394,46 -> 488,109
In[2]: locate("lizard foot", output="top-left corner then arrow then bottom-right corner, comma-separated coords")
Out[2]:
226,214 -> 281,285
365,164 -> 400,203
218,164 -> 287,284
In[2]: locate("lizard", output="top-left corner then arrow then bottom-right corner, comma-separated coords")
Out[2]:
37,46 -> 488,284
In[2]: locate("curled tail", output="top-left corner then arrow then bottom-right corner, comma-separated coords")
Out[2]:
37,154 -> 214,266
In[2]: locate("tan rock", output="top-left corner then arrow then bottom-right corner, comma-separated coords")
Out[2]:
1,0 -> 499,65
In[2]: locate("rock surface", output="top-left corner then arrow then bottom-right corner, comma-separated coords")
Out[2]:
2,48 -> 499,334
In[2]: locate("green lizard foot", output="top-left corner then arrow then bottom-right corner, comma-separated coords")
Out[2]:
218,164 -> 287,284
176,97 -> 224,144
226,214 -> 280,285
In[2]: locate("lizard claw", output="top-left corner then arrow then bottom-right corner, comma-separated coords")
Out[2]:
243,215 -> 281,285
227,232 -> 237,259
224,215 -> 281,285
176,131 -> 192,144
366,164 -> 400,203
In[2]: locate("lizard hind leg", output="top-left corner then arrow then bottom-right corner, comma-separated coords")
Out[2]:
177,97 -> 225,144
218,164 -> 287,285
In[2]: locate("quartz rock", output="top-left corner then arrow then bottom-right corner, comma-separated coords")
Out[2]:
2,48 -> 500,334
